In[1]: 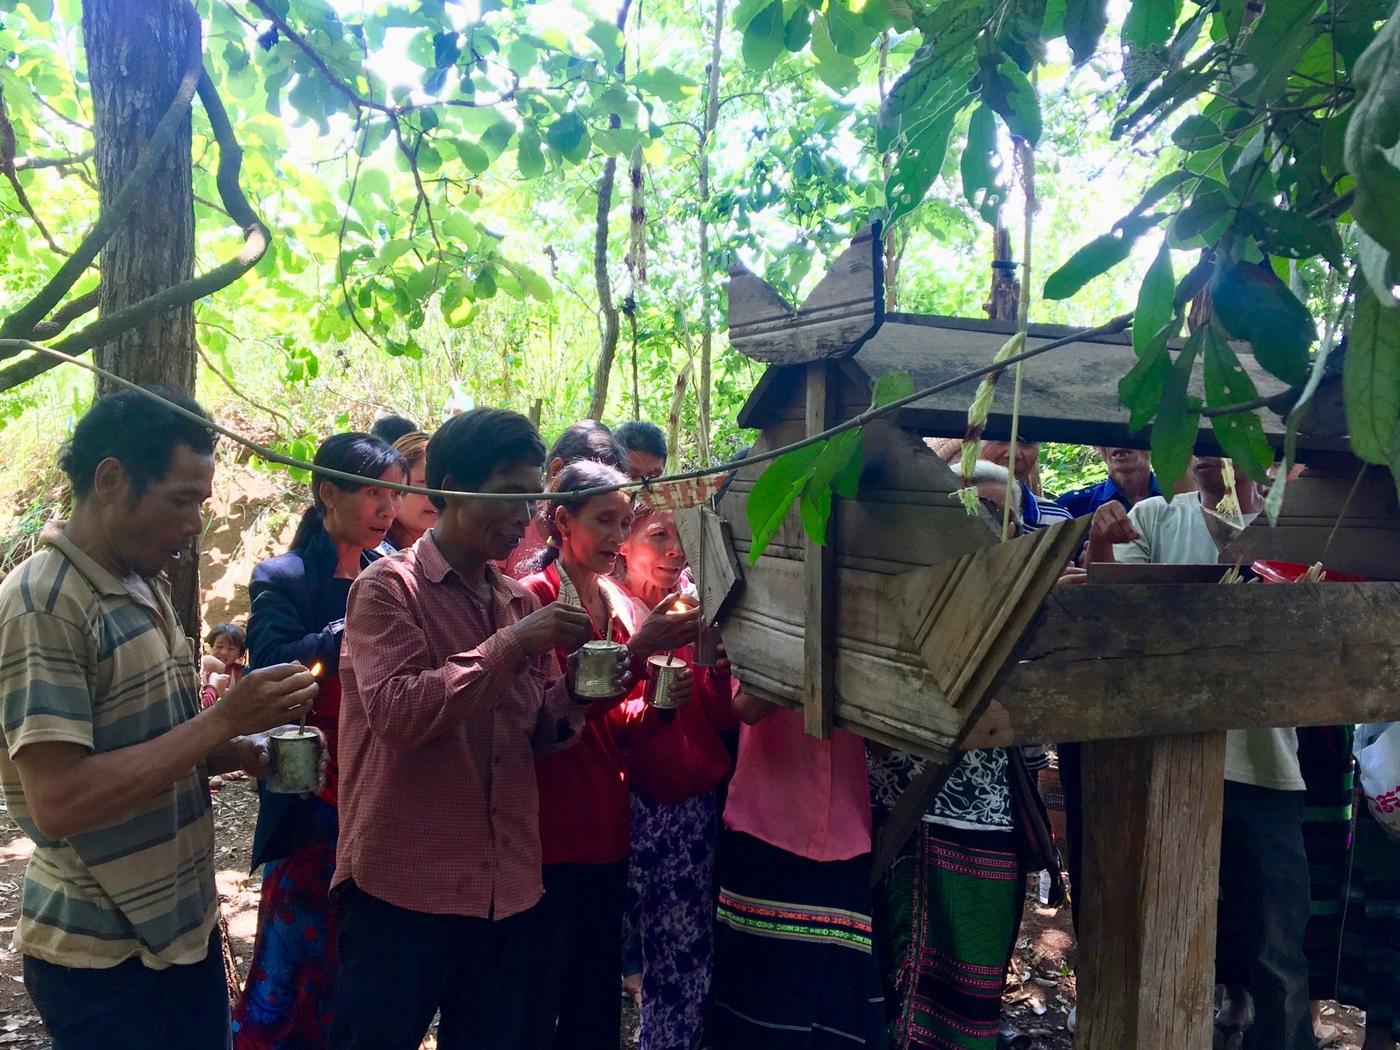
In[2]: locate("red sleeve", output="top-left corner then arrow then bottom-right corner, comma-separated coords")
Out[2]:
698,669 -> 741,732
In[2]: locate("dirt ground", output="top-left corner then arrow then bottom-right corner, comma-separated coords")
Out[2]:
0,788 -> 1373,1048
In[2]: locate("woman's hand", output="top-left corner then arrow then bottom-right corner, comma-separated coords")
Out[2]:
655,661 -> 694,710
629,594 -> 700,658
566,646 -> 633,703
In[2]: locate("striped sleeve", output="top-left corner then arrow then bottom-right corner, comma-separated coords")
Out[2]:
0,610 -> 96,758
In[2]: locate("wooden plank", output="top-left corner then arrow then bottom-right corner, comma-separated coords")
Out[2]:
805,362 -> 837,739
727,224 -> 885,365
1221,464 -> 1400,581
843,318 -> 1354,455
674,505 -> 742,624
964,582 -> 1400,746
1077,732 -> 1225,1050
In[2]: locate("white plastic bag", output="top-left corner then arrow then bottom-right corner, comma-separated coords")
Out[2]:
1355,722 -> 1400,844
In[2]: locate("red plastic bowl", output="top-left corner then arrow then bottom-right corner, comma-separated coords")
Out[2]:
1251,560 -> 1371,584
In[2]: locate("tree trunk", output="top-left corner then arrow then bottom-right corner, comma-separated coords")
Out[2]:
695,0 -> 725,463
82,0 -> 201,633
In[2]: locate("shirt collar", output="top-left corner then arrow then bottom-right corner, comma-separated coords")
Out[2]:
418,531 -> 528,602
39,521 -> 153,600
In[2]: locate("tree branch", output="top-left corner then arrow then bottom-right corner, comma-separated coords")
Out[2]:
15,148 -> 94,171
0,3 -> 204,345
28,289 -> 99,340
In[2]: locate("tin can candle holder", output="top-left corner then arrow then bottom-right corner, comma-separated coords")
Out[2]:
574,640 -> 627,698
647,654 -> 687,710
266,727 -> 322,795
693,623 -> 723,667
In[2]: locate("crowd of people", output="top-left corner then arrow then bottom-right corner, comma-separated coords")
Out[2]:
0,386 -> 1395,1050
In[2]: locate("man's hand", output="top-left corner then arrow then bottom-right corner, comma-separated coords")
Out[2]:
514,601 -> 594,656
213,664 -> 318,737
233,726 -> 331,791
1056,566 -> 1088,587
629,594 -> 700,658
1089,502 -> 1140,547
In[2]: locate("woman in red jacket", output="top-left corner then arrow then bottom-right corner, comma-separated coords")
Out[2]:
519,461 -> 698,1050
619,505 -> 739,1050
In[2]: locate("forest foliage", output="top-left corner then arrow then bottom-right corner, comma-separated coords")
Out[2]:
0,0 -> 1396,533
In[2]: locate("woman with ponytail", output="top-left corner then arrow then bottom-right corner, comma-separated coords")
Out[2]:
519,461 -> 699,1050
233,433 -> 406,1050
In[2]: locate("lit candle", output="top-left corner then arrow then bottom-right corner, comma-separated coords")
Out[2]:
308,661 -> 324,678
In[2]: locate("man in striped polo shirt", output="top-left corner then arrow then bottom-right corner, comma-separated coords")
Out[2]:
0,388 -> 319,1049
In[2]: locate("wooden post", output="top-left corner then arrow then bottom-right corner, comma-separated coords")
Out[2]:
1077,732 -> 1227,1050
804,361 -> 836,738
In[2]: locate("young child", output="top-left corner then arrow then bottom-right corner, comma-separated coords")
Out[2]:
200,622 -> 246,709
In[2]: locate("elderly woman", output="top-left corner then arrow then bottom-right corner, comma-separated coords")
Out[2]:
618,506 -> 739,1050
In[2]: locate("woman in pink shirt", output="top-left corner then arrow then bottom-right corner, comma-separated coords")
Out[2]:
710,693 -> 886,1048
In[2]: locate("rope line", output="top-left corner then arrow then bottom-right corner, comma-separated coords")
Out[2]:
0,319 -> 1131,502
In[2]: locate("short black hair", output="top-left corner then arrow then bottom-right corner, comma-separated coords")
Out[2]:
547,420 -> 625,471
59,386 -> 216,501
426,407 -> 546,510
370,414 -> 419,445
205,622 -> 247,652
613,420 -> 667,462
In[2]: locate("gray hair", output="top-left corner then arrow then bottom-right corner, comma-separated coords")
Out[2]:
970,460 -> 1023,522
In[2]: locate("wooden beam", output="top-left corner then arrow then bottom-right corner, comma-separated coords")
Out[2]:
805,361 -> 837,739
964,582 -> 1400,747
1077,732 -> 1226,1049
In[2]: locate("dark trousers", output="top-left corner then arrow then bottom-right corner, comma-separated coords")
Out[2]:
330,881 -> 535,1050
521,860 -> 627,1050
1217,781 -> 1315,1050
23,929 -> 229,1050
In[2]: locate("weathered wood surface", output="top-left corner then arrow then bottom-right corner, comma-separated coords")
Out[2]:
846,316 -> 1323,453
1077,732 -> 1226,1050
805,363 -> 838,739
726,224 -> 884,365
674,505 -> 742,624
1221,464 -> 1400,581
963,582 -> 1400,748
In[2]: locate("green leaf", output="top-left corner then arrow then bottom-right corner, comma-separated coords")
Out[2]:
960,106 -> 1007,225
630,68 -> 698,103
799,428 -> 864,543
358,167 -> 391,205
1119,331 -> 1173,431
1062,0 -> 1108,61
378,238 -> 415,268
546,111 -> 590,163
517,124 -> 546,178
784,9 -> 813,50
799,485 -> 834,544
1150,328 -> 1203,493
885,101 -> 962,225
810,13 -> 861,90
1122,0 -> 1180,49
1238,0 -> 1326,102
454,138 -> 491,175
980,54 -> 1042,145
1343,11 -> 1400,257
1356,228 -> 1398,307
1210,261 -> 1314,386
586,20 -> 624,66
505,261 -> 553,303
1133,241 -> 1175,360
1244,204 -> 1345,266
1170,181 -> 1230,242
1043,214 -> 1158,299
1202,319 -> 1274,480
1344,288 -> 1400,465
1172,114 -> 1224,150
741,0 -> 786,72
871,370 -> 915,408
826,0 -> 882,57
746,443 -> 825,564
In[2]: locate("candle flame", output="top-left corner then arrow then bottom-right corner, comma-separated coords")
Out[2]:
308,661 -> 324,678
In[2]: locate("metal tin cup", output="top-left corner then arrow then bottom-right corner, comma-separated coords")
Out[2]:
266,728 -> 322,795
646,654 -> 687,710
693,623 -> 723,668
574,640 -> 627,698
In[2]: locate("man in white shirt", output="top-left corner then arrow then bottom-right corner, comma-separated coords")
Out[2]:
1087,456 -> 1313,1050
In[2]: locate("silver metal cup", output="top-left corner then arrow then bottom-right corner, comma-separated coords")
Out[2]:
574,640 -> 627,698
266,727 -> 322,795
647,654 -> 687,710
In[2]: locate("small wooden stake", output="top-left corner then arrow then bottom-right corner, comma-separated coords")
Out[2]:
1077,731 -> 1226,1050
804,361 -> 836,739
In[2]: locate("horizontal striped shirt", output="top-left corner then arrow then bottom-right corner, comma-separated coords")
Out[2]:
0,525 -> 217,970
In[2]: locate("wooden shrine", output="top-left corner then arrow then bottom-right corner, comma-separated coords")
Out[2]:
681,223 -> 1400,1049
